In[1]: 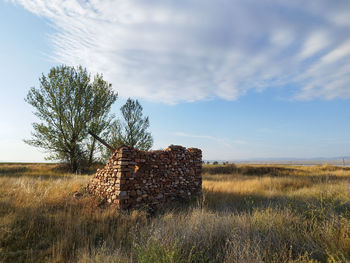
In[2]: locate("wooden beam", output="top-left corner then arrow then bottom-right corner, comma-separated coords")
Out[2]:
88,130 -> 116,152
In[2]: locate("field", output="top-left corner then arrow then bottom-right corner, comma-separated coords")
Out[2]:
0,163 -> 350,262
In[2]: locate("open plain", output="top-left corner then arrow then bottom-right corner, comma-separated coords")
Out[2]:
0,163 -> 349,262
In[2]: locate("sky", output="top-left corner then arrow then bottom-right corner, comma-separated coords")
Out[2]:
0,0 -> 350,162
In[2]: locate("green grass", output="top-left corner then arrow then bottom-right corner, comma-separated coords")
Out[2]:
0,163 -> 349,262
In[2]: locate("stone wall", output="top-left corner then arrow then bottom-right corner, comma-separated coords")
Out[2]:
87,145 -> 202,209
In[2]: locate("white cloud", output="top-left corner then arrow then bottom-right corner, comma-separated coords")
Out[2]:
321,40 -> 350,64
296,39 -> 350,100
270,29 -> 294,47
298,31 -> 330,59
329,11 -> 350,26
9,0 -> 350,103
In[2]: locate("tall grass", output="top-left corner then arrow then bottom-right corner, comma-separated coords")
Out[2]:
0,164 -> 349,262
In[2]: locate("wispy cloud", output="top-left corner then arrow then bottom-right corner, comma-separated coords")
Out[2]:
10,0 -> 350,103
298,31 -> 330,60
173,131 -> 247,148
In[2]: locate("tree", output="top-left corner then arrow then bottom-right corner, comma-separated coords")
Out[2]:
85,76 -> 117,165
25,65 -> 117,172
108,98 -> 153,153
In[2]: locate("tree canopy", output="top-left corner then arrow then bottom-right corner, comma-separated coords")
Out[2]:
25,65 -> 117,172
108,98 -> 153,153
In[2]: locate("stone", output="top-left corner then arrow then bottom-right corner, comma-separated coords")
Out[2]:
87,145 -> 202,209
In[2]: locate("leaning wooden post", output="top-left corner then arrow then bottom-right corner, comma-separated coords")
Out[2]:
88,130 -> 116,152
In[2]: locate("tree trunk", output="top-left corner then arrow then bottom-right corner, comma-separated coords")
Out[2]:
88,138 -> 96,166
70,150 -> 79,173
71,161 -> 78,174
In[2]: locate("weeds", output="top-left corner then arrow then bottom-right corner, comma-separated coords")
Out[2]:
0,164 -> 349,262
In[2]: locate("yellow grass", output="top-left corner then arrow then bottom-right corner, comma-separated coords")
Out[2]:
0,163 -> 350,262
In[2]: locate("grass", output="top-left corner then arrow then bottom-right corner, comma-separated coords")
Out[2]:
0,163 -> 349,262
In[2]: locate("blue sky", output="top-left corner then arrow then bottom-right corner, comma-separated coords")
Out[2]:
0,0 -> 350,162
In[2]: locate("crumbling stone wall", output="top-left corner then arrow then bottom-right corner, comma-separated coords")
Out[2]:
87,145 -> 202,209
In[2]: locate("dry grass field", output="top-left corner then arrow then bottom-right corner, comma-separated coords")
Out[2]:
0,163 -> 350,262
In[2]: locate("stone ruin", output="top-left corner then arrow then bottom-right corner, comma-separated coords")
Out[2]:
87,145 -> 202,209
